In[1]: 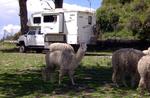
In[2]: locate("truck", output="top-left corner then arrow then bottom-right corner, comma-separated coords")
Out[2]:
17,28 -> 44,52
17,8 -> 99,52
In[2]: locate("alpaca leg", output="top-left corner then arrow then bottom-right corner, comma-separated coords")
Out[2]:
59,70 -> 65,85
69,70 -> 75,85
131,73 -> 139,88
121,73 -> 128,87
138,77 -> 146,91
112,70 -> 119,87
131,75 -> 136,88
42,67 -> 47,82
42,65 -> 54,82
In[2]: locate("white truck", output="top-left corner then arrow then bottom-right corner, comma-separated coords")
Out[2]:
17,8 -> 99,52
17,28 -> 44,52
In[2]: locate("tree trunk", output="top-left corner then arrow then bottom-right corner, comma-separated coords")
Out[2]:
18,0 -> 29,34
55,0 -> 63,8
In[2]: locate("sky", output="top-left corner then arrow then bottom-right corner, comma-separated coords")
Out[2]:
0,0 -> 102,40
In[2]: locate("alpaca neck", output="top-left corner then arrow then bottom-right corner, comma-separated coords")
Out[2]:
75,48 -> 85,64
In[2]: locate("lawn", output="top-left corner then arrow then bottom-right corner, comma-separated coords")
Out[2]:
0,42 -> 149,98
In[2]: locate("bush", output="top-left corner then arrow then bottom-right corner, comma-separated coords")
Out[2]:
12,32 -> 22,40
133,0 -> 148,12
128,16 -> 142,36
139,14 -> 150,40
143,15 -> 150,33
118,0 -> 132,5
96,7 -> 120,32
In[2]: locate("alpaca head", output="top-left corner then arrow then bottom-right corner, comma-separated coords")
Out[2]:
143,47 -> 150,55
79,42 -> 87,52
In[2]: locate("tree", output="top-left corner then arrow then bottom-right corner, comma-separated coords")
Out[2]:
54,0 -> 63,8
96,7 -> 119,32
18,0 -> 29,34
128,16 -> 142,36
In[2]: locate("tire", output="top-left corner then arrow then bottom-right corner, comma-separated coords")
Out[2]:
19,45 -> 26,53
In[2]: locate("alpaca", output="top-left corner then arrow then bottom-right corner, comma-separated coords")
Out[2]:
138,55 -> 150,93
48,43 -> 75,53
112,48 -> 145,87
143,47 -> 150,55
42,43 -> 87,85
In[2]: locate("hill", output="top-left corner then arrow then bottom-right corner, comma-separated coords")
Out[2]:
96,0 -> 150,40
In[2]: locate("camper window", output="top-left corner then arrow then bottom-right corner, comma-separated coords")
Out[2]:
33,17 -> 41,24
88,16 -> 92,25
43,15 -> 57,23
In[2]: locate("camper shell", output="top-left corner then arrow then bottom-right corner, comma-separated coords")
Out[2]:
28,9 -> 98,49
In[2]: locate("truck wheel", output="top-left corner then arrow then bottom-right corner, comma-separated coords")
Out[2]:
19,45 -> 26,53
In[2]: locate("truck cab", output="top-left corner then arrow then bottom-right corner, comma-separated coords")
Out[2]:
17,28 -> 44,52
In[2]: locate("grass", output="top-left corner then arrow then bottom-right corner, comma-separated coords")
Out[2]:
0,42 -> 149,98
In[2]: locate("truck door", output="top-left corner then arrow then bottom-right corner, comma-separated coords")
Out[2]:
35,30 -> 44,46
26,30 -> 36,46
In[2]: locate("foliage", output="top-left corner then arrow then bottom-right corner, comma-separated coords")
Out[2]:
96,6 -> 119,32
139,14 -> 150,40
96,0 -> 150,40
12,32 -> 22,40
133,0 -> 148,12
128,16 -> 142,36
118,0 -> 132,5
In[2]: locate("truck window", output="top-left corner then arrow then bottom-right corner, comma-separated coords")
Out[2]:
88,16 -> 92,25
28,31 -> 36,35
43,15 -> 57,23
33,17 -> 41,24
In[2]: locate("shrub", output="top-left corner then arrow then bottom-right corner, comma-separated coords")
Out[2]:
118,0 -> 132,5
12,32 -> 22,40
96,7 -> 119,32
140,14 -> 150,40
128,16 -> 142,36
133,0 -> 148,12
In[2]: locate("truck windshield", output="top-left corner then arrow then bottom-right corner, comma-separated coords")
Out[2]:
43,15 -> 57,23
28,31 -> 36,35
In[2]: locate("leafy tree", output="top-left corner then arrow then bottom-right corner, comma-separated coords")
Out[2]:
118,0 -> 132,5
129,14 -> 150,40
133,0 -> 147,12
140,14 -> 150,40
55,0 -> 63,8
96,7 -> 119,32
128,16 -> 142,36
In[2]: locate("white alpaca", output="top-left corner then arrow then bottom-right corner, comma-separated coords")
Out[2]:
48,43 -> 75,53
142,47 -> 150,55
138,55 -> 150,93
42,43 -> 87,85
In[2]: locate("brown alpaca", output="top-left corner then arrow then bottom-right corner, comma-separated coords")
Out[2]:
112,48 -> 144,87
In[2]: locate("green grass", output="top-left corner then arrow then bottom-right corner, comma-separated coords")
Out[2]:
0,42 -> 149,98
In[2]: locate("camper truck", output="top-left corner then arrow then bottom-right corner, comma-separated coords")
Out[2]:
17,9 -> 99,52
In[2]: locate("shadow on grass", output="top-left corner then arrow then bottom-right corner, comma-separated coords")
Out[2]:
0,64 -> 136,97
0,64 -> 114,97
0,48 -> 19,53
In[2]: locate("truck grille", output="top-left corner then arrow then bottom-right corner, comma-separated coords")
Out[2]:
45,34 -> 66,42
